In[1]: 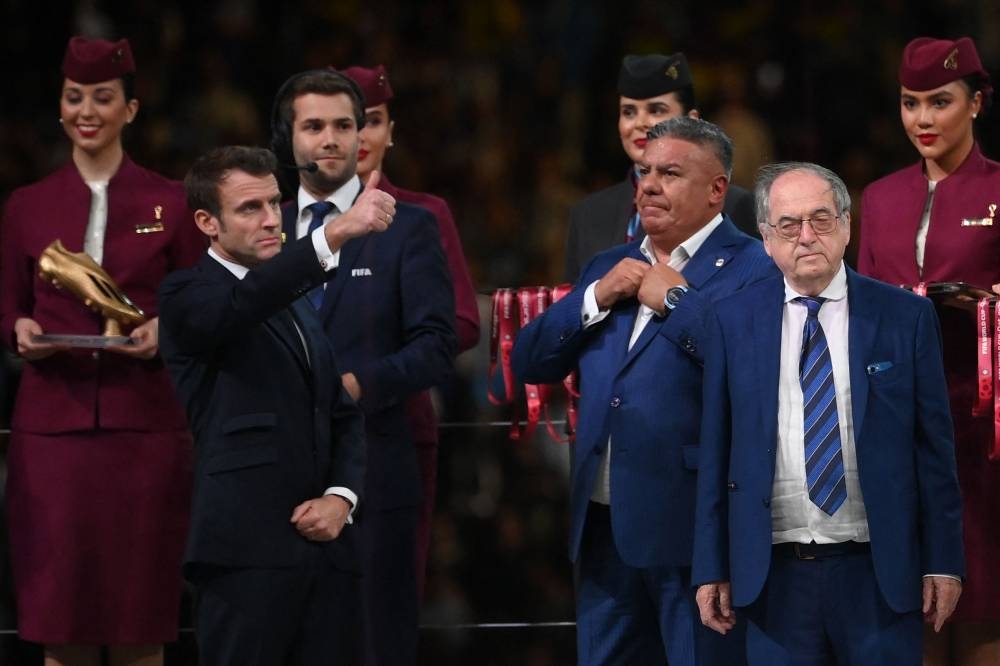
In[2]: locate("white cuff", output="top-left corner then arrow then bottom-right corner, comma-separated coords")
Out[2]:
311,226 -> 341,272
323,486 -> 358,524
582,280 -> 610,328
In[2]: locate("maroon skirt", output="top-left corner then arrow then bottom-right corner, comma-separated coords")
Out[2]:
5,429 -> 192,643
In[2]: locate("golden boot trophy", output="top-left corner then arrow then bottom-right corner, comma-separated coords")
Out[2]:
38,239 -> 145,337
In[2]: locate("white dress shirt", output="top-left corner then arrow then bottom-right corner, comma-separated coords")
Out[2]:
207,247 -> 358,518
915,180 -> 937,275
581,213 -> 724,503
83,180 -> 109,265
295,176 -> 362,272
771,263 -> 869,544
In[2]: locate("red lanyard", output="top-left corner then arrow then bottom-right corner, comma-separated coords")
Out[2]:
488,284 -> 578,444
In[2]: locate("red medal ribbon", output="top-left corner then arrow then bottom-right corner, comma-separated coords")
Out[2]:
992,299 -> 1000,461
487,289 -> 518,408
515,287 -> 552,441
973,298 -> 993,418
548,283 -> 578,443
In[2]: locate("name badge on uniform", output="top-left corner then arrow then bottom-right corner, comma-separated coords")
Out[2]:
135,205 -> 165,234
962,203 -> 996,227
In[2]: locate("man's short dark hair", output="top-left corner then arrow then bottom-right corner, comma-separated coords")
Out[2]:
647,116 -> 733,178
184,146 -> 278,218
269,69 -> 366,166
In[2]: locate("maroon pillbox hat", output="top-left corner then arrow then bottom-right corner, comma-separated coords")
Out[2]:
62,36 -> 135,84
340,64 -> 394,107
898,36 -> 990,91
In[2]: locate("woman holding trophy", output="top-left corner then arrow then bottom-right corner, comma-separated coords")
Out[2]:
0,36 -> 203,666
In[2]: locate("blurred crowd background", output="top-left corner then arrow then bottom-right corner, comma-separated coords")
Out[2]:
1,0 -> 999,663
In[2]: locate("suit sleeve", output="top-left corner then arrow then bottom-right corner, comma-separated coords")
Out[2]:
857,186 -> 877,276
0,190 -> 33,348
659,247 -> 778,366
511,285 -> 594,385
327,352 -> 367,499
158,238 -> 327,355
912,298 -> 965,577
692,306 -> 733,586
353,211 -> 457,414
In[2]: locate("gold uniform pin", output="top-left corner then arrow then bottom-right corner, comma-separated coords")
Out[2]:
944,48 -> 959,71
135,205 -> 165,233
961,203 -> 996,227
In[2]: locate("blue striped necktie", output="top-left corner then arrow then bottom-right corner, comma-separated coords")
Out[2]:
305,201 -> 336,309
796,296 -> 846,516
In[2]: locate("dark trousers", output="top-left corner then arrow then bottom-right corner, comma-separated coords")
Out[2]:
360,504 -> 420,666
191,561 -> 361,666
744,545 -> 922,665
575,503 -> 745,666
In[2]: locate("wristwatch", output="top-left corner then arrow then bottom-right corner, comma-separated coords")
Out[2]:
663,285 -> 689,311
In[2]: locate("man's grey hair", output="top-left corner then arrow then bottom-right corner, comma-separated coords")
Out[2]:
754,161 -> 851,233
647,117 -> 734,179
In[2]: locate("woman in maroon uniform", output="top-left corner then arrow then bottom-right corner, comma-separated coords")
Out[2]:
341,64 -> 480,600
858,36 -> 1000,666
0,37 -> 203,666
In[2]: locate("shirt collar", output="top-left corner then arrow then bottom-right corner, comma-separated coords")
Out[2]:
296,175 -> 362,221
783,261 -> 848,303
208,247 -> 249,280
639,212 -> 724,265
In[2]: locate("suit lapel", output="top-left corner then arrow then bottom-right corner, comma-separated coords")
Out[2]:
846,270 -> 876,440
621,218 -> 745,369
200,250 -> 313,379
681,216 -> 743,290
318,234 -> 370,320
264,309 -> 311,378
317,186 -> 370,321
755,281 -> 785,480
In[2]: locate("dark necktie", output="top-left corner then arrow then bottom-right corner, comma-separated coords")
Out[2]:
305,201 -> 336,309
795,296 -> 847,516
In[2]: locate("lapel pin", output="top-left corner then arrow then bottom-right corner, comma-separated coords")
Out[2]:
715,258 -> 725,267
961,203 -> 996,226
136,205 -> 165,233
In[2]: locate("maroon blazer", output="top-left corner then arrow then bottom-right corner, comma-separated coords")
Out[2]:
378,175 -> 480,443
0,156 -> 205,433
859,144 -> 1000,620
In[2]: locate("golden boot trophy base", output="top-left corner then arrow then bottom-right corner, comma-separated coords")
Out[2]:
34,239 -> 145,347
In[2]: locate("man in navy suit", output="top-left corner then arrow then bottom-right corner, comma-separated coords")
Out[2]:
693,162 -> 964,665
159,146 -> 394,665
270,68 -> 456,665
513,117 -> 777,665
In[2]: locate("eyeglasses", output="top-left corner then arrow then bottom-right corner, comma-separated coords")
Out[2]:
766,212 -> 842,240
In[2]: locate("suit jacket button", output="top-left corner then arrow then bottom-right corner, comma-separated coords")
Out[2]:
762,498 -> 770,508
610,396 -> 621,408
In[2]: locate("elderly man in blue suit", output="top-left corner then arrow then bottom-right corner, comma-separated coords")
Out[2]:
693,162 -> 964,665
513,117 -> 778,665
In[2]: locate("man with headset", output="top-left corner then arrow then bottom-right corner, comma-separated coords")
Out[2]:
270,68 -> 456,665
